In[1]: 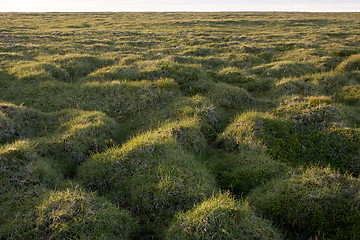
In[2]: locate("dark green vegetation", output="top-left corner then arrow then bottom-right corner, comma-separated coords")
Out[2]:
1,12 -> 360,239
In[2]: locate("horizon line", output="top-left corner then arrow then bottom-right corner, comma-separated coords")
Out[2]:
1,11 -> 360,13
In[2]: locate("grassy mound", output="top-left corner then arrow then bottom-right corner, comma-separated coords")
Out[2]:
248,167 -> 360,240
157,118 -> 209,153
0,140 -> 61,238
160,95 -> 218,134
8,62 -> 60,82
251,61 -> 317,79
35,109 -> 123,177
2,188 -> 138,240
54,54 -> 114,81
0,140 -> 61,193
214,67 -> 251,85
127,94 -> 219,142
142,61 -> 208,93
220,111 -> 275,151
274,96 -> 348,127
336,84 -> 360,105
166,192 -> 283,240
88,59 -> 208,93
5,79 -> 181,123
35,188 -> 137,240
337,54 -> 360,71
8,55 -> 113,83
272,77 -> 323,97
0,102 -> 124,177
78,122 -> 217,234
0,102 -> 56,144
220,110 -> 360,174
206,82 -> 255,109
208,150 -> 290,195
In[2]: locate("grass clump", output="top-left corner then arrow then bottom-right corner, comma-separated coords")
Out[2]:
135,95 -> 218,143
8,55 -> 113,83
8,62 -> 61,82
220,110 -> 360,174
215,67 -> 251,85
54,55 -> 114,82
229,53 -> 264,68
208,150 -> 290,196
0,140 -> 61,193
0,103 -> 123,177
35,109 -> 123,177
206,82 -> 255,110
248,167 -> 360,240
273,78 -> 323,97
274,96 -> 348,127
166,192 -> 284,240
213,67 -> 272,92
337,54 -> 360,71
219,111 -> 275,151
35,188 -> 138,240
251,61 -> 317,79
0,140 -> 62,238
0,102 -> 56,144
78,124 -> 216,235
160,95 -> 218,133
1,188 -> 138,240
143,61 -> 207,93
159,118 -> 209,153
7,79 -> 181,127
336,84 -> 360,105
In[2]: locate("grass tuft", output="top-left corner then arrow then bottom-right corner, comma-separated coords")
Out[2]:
248,167 -> 360,240
166,192 -> 284,240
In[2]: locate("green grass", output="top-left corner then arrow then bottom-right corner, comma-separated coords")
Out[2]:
220,106 -> 360,175
77,121 -> 217,236
166,192 -> 284,240
248,167 -> 360,240
207,149 -> 290,196
2,187 -> 138,239
1,12 -> 360,239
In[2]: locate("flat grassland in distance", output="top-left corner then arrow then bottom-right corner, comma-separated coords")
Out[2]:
1,12 -> 360,239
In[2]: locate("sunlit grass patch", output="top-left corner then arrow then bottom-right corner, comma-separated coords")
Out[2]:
248,167 -> 360,240
0,102 -> 57,144
250,61 -> 318,79
220,110 -> 360,174
337,54 -> 360,71
78,123 -> 217,235
1,187 -> 138,240
166,192 -> 284,240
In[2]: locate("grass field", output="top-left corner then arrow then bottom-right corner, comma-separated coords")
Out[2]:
1,12 -> 360,239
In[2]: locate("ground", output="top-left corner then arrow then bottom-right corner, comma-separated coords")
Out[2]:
0,12 -> 360,239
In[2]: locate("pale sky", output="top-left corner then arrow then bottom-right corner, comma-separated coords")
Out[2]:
1,0 -> 360,12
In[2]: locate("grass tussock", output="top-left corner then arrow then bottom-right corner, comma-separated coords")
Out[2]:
35,109 -> 124,177
0,140 -> 61,238
337,54 -> 360,72
248,167 -> 360,240
1,188 -> 138,240
220,109 -> 360,175
35,188 -> 138,240
207,150 -> 290,196
0,102 -> 56,144
166,192 -> 284,240
78,122 -> 217,235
